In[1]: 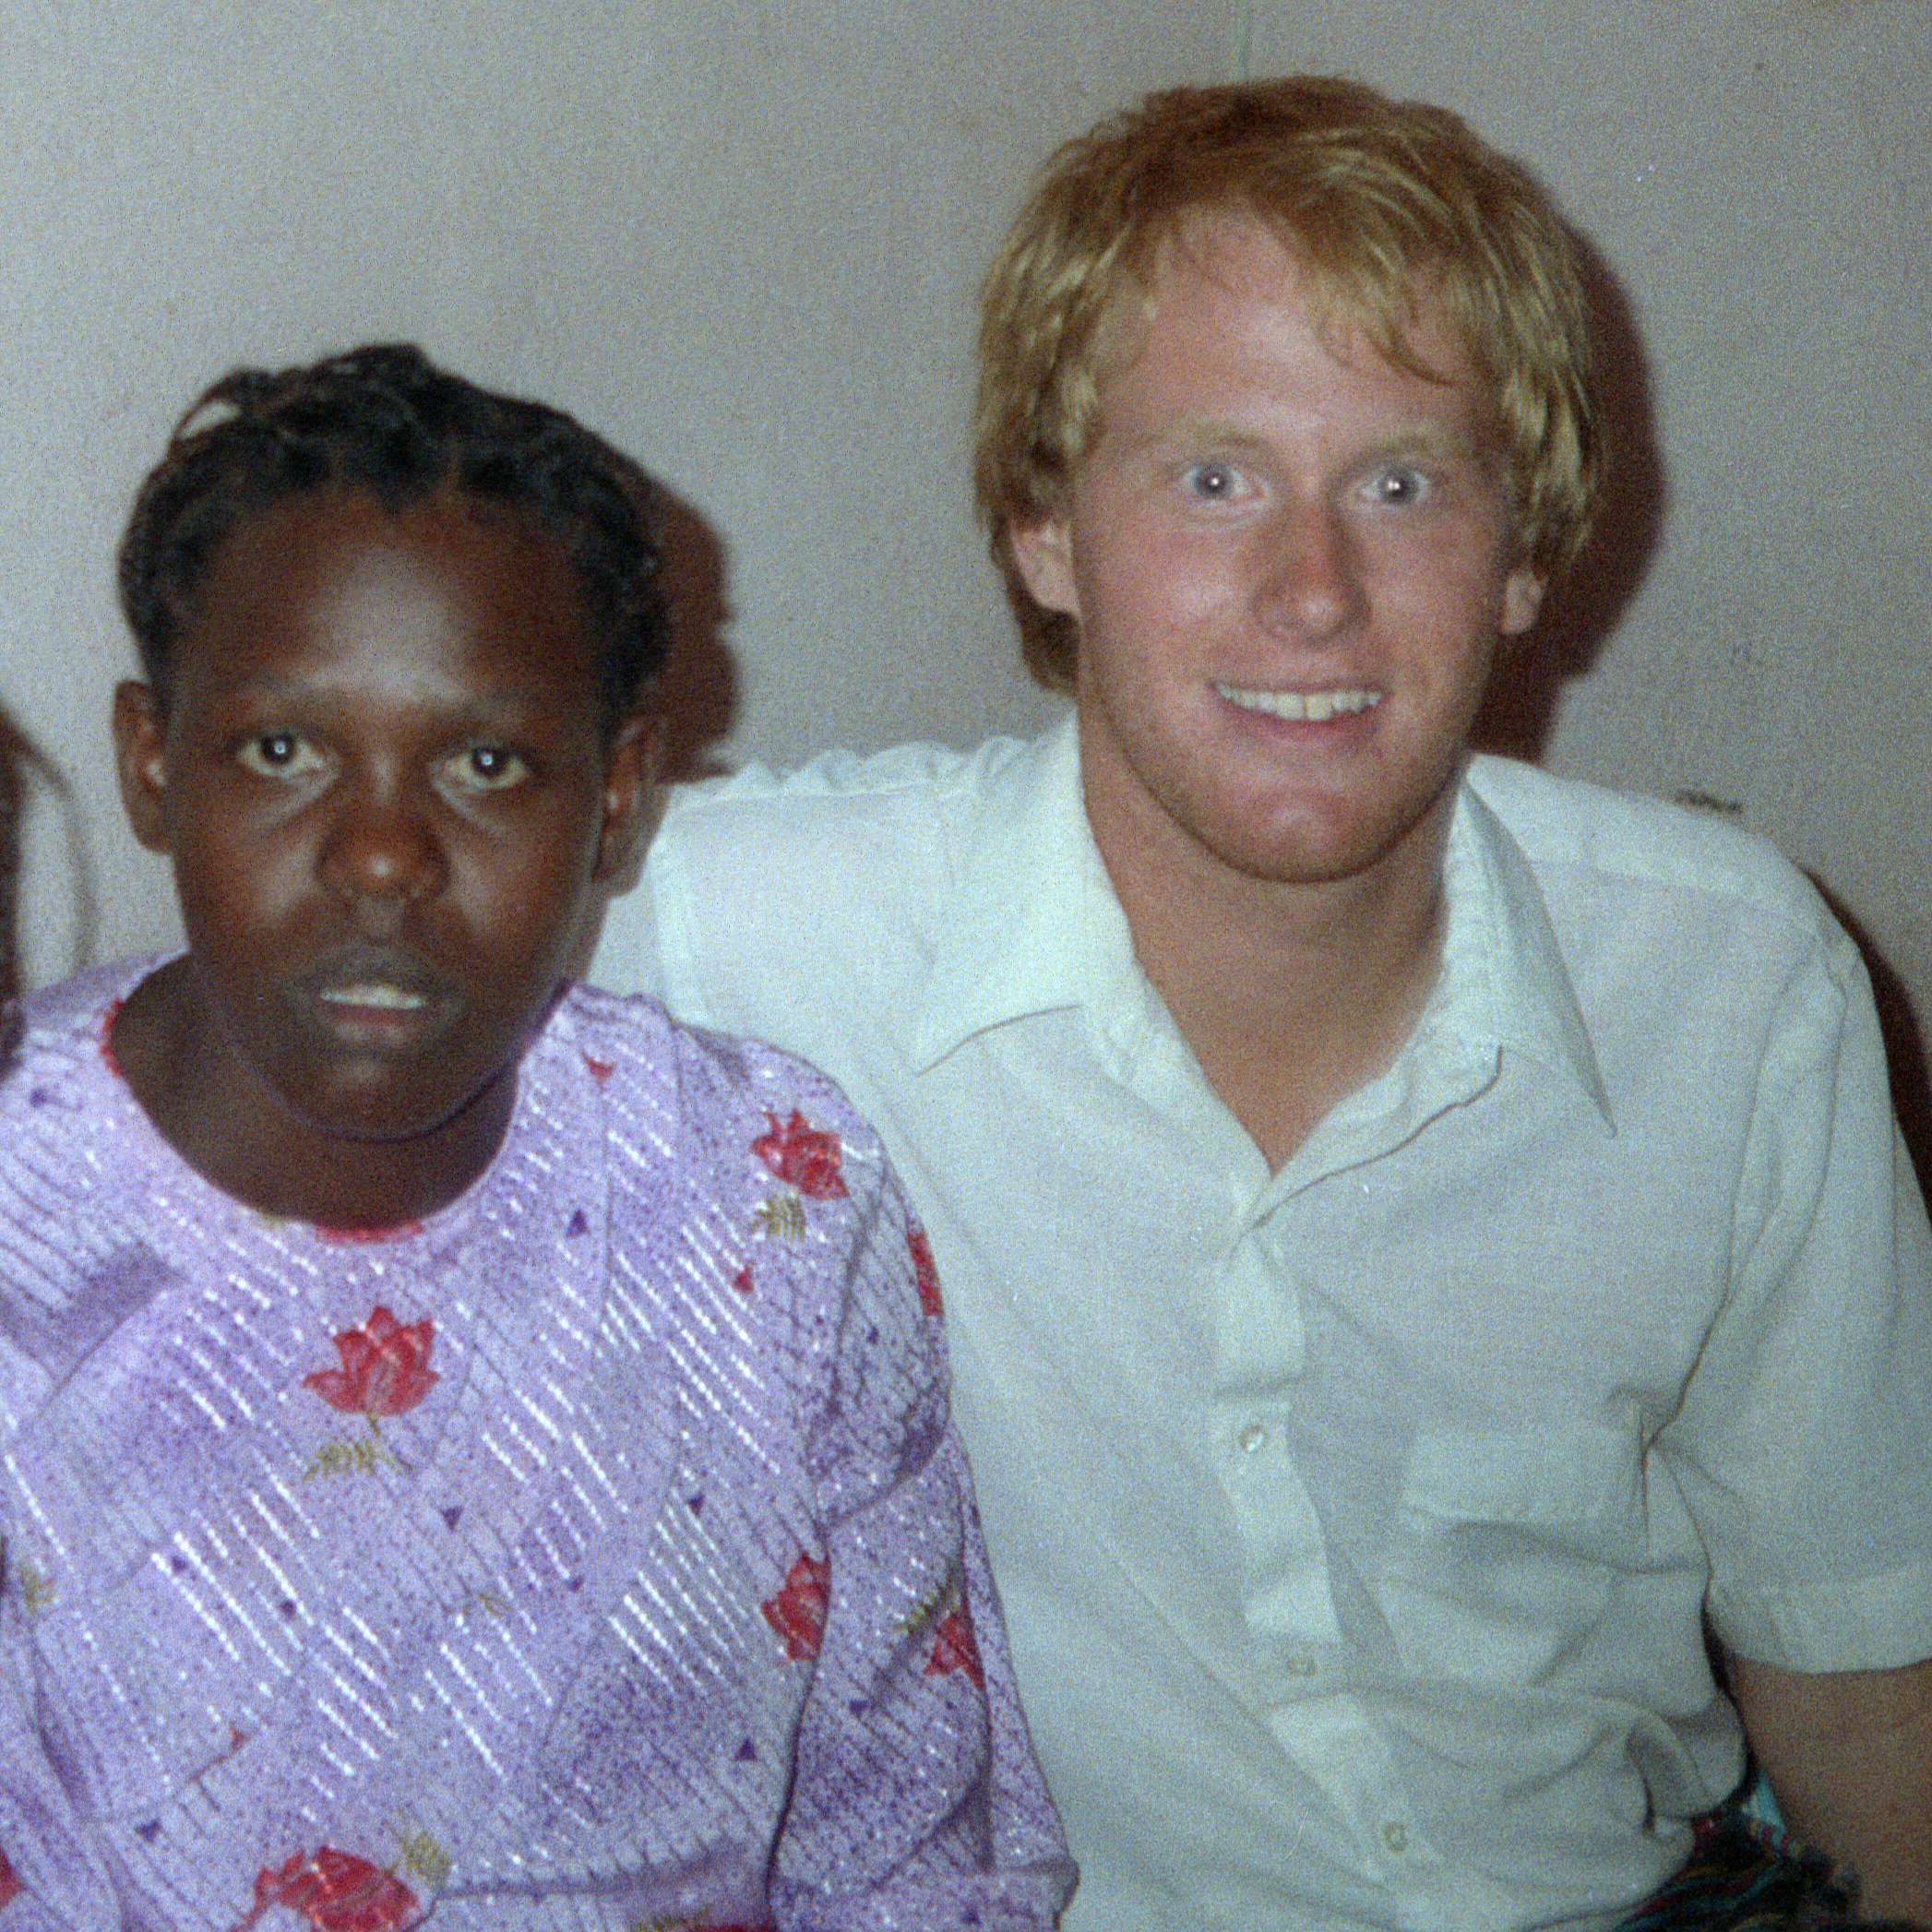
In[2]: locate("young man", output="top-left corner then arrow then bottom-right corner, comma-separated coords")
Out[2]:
595,79 -> 1932,1930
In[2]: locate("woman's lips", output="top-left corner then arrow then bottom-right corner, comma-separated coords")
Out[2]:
293,951 -> 454,1049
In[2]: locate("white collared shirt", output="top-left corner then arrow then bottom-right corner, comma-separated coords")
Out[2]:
592,718 -> 1932,1932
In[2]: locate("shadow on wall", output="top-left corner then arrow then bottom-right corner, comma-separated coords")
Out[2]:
1473,229 -> 1666,764
653,483 -> 738,785
580,481 -> 737,960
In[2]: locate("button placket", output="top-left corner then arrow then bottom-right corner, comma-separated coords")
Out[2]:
1213,1222 -> 1341,1702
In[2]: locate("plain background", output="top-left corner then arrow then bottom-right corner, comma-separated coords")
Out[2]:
4,0 -> 1926,1175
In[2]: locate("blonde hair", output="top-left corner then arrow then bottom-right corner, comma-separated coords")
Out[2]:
975,77 -> 1604,689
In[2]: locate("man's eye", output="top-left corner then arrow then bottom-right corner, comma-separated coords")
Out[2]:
1366,466 -> 1432,506
1181,461 -> 1246,502
235,733 -> 327,779
444,745 -> 531,793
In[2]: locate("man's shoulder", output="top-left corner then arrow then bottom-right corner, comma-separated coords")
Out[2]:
1466,755 -> 1838,945
654,732 -> 1045,872
596,728 -> 1067,1018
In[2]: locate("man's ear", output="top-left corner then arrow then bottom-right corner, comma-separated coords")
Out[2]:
1500,563 -> 1546,638
112,682 -> 173,854
592,707 -> 664,888
1006,514 -> 1081,622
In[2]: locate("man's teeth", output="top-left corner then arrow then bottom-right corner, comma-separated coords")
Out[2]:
321,984 -> 426,1010
1216,685 -> 1381,722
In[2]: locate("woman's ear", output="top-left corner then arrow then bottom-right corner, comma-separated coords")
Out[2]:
112,682 -> 174,854
592,708 -> 664,887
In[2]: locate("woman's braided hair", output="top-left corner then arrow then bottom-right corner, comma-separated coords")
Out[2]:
117,343 -> 668,736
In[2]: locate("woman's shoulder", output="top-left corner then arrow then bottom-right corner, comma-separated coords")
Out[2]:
5,957 -> 164,1119
547,983 -> 890,1199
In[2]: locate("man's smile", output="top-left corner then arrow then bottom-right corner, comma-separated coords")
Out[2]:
1213,683 -> 1384,722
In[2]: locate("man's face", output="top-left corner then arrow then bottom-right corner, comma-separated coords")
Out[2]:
116,488 -> 649,1163
1010,215 -> 1543,896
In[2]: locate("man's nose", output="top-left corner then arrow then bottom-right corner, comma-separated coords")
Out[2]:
317,777 -> 447,924
1251,497 -> 1364,638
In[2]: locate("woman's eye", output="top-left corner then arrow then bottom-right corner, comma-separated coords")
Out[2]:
444,745 -> 531,793
235,733 -> 327,780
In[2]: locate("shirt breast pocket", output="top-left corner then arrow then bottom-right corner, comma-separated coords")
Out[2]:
1378,1421 -> 1648,1685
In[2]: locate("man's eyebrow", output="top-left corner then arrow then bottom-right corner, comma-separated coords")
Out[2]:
1113,417 -> 1277,458
1351,427 -> 1491,465
1115,417 -> 1491,464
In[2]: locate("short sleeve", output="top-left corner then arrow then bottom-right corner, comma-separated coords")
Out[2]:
1661,923 -> 1932,1668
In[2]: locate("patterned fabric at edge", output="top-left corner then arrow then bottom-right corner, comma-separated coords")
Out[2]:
0,960 -> 1075,1931
1614,1807 -> 1919,1931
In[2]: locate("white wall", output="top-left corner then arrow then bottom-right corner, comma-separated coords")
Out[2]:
4,0 -> 1926,1166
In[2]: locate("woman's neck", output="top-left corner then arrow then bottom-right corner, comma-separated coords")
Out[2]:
110,957 -> 518,1230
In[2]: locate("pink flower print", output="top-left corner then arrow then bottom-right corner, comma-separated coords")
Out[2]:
0,1843 -> 20,1910
304,1307 -> 438,1417
925,1604 -> 984,1689
251,1848 -> 417,1932
908,1225 -> 943,1319
761,1552 -> 832,1661
752,1111 -> 849,1199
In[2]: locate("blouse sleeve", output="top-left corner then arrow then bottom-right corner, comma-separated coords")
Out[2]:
767,1153 -> 1076,1931
1,1542 -> 113,1929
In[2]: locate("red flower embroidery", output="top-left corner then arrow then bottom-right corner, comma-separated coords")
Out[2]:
304,1307 -> 438,1417
583,1054 -> 615,1085
252,1848 -> 417,1932
752,1111 -> 848,1199
760,1552 -> 831,1661
0,1844 -> 20,1910
908,1225 -> 943,1319
925,1604 -> 984,1689
732,1265 -> 755,1296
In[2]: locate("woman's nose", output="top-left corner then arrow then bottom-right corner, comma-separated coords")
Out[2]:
316,779 -> 447,924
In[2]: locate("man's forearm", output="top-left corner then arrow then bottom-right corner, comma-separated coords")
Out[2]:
1730,1652 -> 1932,1924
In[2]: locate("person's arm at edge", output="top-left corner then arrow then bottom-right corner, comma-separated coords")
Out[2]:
1731,1651 -> 1932,1925
760,1094 -> 1076,1928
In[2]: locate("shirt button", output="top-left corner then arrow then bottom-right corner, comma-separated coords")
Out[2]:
1383,1821 -> 1409,1854
1237,1422 -> 1268,1454
1284,1653 -> 1318,1678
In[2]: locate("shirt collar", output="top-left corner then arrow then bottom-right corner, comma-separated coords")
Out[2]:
1440,767 -> 1614,1127
903,716 -> 1124,1069
905,720 -> 1613,1127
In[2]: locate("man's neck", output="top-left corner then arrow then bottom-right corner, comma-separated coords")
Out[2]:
1089,783 -> 1455,1173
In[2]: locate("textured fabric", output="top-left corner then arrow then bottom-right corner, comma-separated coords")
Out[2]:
0,962 -> 1075,1932
1613,1807 -> 1912,1930
592,718 -> 1932,1932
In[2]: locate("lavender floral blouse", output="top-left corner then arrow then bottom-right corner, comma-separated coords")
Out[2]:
0,963 -> 1074,1931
